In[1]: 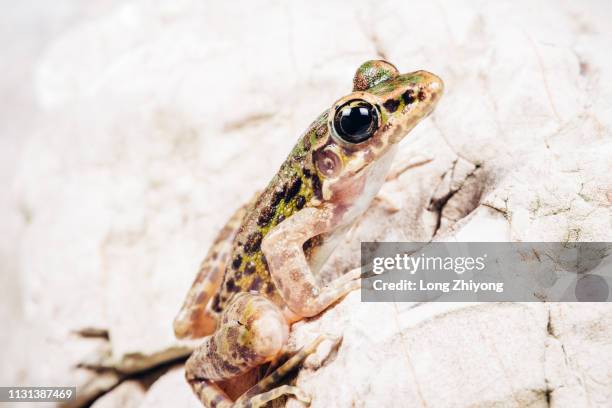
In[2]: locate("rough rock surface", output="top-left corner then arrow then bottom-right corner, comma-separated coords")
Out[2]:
2,0 -> 612,407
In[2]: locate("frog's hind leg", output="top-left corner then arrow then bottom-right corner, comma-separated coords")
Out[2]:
233,334 -> 339,408
174,197 -> 256,339
189,380 -> 233,408
185,292 -> 293,406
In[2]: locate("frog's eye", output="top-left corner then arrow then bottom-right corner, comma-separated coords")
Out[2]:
333,100 -> 379,144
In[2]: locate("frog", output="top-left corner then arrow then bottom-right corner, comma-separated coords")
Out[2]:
173,60 -> 444,408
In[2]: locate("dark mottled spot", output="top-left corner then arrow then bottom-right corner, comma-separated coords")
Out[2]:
290,270 -> 300,281
234,271 -> 242,280
285,178 -> 302,202
303,236 -> 316,251
249,276 -> 262,292
226,278 -> 237,292
221,313 -> 230,325
277,214 -> 285,223
229,322 -> 243,338
257,206 -> 275,227
244,231 -> 263,254
402,89 -> 415,105
221,360 -> 241,375
418,90 -> 426,101
383,98 -> 400,113
195,291 -> 207,304
282,285 -> 292,300
210,395 -> 224,408
303,134 -> 311,150
209,339 -> 217,354
212,293 -> 222,312
265,283 -> 275,295
231,254 -> 242,269
270,188 -> 285,208
316,123 -> 327,137
261,256 -> 269,272
311,174 -> 322,200
244,261 -> 256,275
301,283 -> 314,298
272,370 -> 286,383
236,343 -> 257,362
303,235 -> 323,258
210,251 -> 218,261
353,70 -> 370,92
195,269 -> 206,283
295,195 -> 306,210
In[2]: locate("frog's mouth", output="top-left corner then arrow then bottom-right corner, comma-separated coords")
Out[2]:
348,142 -> 398,180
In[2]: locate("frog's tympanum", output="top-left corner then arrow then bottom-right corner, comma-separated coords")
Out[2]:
174,60 -> 443,407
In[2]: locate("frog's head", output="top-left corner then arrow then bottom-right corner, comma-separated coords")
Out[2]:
313,60 -> 443,191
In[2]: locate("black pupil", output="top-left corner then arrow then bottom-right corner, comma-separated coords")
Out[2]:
335,102 -> 377,143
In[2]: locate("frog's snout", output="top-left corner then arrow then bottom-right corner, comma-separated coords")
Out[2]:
415,70 -> 444,102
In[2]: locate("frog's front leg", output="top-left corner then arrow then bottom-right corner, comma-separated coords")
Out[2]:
186,292 -> 314,407
261,207 -> 360,318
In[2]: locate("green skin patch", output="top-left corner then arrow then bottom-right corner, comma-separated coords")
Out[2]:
354,60 -> 399,91
368,74 -> 423,95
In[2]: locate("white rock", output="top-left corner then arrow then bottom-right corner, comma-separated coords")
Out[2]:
91,380 -> 145,408
137,366 -> 201,408
288,299 -> 551,408
6,0 -> 612,407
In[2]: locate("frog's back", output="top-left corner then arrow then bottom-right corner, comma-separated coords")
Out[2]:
210,112 -> 330,313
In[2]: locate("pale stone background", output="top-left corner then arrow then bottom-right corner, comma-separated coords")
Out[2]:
1,0 -> 611,407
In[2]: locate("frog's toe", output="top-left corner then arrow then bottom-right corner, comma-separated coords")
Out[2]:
329,267 -> 361,291
288,386 -> 312,405
248,385 -> 311,408
303,334 -> 343,370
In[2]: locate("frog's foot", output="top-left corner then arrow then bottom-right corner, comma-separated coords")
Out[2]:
303,334 -> 342,370
292,268 -> 361,318
188,382 -> 310,408
263,334 -> 342,375
234,334 -> 335,407
329,268 -> 361,290
244,385 -> 310,408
